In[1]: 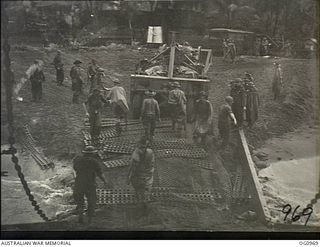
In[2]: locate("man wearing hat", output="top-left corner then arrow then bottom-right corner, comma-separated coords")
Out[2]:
89,67 -> 105,93
127,137 -> 155,204
84,88 -> 109,142
243,73 -> 260,127
218,96 -> 237,147
28,60 -> 45,102
193,91 -> 213,145
140,90 -> 160,142
73,146 -> 107,224
106,78 -> 129,134
70,60 -> 83,103
52,51 -> 64,86
272,62 -> 283,100
229,78 -> 246,126
168,81 -> 187,137
226,39 -> 236,63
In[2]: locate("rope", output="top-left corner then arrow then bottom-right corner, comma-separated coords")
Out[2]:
1,3 -> 50,222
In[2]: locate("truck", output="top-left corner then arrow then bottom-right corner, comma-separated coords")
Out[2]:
129,37 -> 213,124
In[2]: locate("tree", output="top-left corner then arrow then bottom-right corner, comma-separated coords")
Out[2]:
120,1 -> 139,45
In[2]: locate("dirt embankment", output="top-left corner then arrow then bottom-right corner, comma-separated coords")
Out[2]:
1,44 -> 318,159
1,44 -> 155,159
208,56 -> 319,148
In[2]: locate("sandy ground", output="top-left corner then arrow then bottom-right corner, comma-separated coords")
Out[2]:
256,126 -> 320,227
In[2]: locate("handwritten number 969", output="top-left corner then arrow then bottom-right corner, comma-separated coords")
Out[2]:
281,204 -> 313,226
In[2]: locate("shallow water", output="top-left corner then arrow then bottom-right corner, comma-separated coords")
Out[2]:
259,156 -> 320,226
1,145 -> 75,225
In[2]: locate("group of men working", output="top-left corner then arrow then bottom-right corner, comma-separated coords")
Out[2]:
24,50 -> 284,224
229,72 -> 260,128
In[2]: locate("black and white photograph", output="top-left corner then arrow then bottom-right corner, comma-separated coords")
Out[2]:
1,0 -> 319,238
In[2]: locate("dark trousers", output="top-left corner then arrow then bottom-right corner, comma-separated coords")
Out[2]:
89,112 -> 101,140
142,114 -> 156,140
170,104 -> 186,136
73,184 -> 97,217
31,82 -> 42,101
273,83 -> 281,100
72,81 -> 83,103
232,104 -> 244,126
218,122 -> 230,147
56,68 -> 64,85
72,90 -> 81,103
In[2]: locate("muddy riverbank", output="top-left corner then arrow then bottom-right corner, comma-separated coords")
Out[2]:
255,125 -> 320,227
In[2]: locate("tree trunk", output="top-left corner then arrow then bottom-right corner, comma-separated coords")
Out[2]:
272,12 -> 280,37
128,16 -> 134,45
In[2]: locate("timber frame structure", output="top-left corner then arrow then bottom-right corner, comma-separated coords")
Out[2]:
130,35 -> 213,120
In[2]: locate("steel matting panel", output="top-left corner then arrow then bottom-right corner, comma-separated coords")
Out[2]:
102,158 -> 215,173
230,165 -> 250,200
85,120 -> 172,130
85,118 -> 171,124
99,148 -> 207,158
102,139 -> 198,151
102,144 -> 133,154
21,125 -> 53,170
82,128 -> 178,144
96,188 -> 221,205
103,158 -> 130,168
232,165 -> 243,199
156,149 -> 207,159
82,128 -> 175,142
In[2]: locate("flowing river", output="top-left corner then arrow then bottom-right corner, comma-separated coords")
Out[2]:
1,145 -> 75,225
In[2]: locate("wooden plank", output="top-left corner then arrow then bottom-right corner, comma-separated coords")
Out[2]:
168,45 -> 175,79
149,47 -> 170,63
238,129 -> 271,223
130,74 -> 210,83
203,49 -> 212,76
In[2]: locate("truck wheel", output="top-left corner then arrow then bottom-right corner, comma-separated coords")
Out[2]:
132,93 -> 143,119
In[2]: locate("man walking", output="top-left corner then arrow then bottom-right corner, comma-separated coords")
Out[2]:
28,60 -> 45,102
127,138 -> 155,203
193,91 -> 213,145
272,62 -> 283,100
168,81 -> 187,137
52,51 -> 64,86
84,88 -> 109,142
226,39 -> 236,63
73,146 -> 107,224
70,60 -> 83,104
222,39 -> 228,60
140,90 -> 160,142
218,96 -> 237,147
106,78 -> 129,134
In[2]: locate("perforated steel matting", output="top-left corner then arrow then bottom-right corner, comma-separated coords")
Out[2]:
82,117 -> 249,208
20,125 -> 54,170
96,188 -> 222,205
